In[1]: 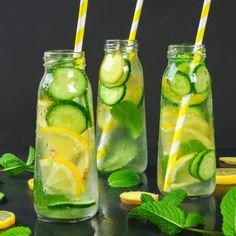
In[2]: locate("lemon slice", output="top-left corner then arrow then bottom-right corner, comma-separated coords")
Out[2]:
40,157 -> 84,197
28,178 -> 34,190
37,126 -> 88,166
0,211 -> 15,229
120,191 -> 159,205
168,153 -> 199,189
216,168 -> 236,185
219,157 -> 236,166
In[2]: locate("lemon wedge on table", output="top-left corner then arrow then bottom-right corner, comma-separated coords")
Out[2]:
219,157 -> 236,165
37,127 -> 89,178
40,157 -> 84,197
0,211 -> 15,229
216,168 -> 236,185
28,178 -> 34,190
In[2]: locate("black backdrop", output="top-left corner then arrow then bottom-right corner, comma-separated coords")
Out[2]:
0,0 -> 235,155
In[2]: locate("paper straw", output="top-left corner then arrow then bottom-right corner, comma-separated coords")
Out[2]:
129,0 -> 144,41
74,0 -> 89,52
163,0 -> 212,192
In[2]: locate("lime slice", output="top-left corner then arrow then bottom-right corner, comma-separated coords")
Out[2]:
48,200 -> 96,208
0,211 -> 15,229
168,153 -> 199,189
216,168 -> 236,185
40,157 -> 84,197
37,126 -> 88,164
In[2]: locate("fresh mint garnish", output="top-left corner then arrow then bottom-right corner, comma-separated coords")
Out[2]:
108,170 -> 140,188
129,190 -> 203,235
111,101 -> 142,139
220,186 -> 236,236
0,226 -> 32,236
0,146 -> 35,176
0,192 -> 6,203
141,193 -> 155,203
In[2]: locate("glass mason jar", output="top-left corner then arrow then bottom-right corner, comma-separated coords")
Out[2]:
157,45 -> 216,197
34,50 -> 98,221
96,40 -> 147,174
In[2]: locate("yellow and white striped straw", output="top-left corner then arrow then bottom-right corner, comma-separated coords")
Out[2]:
74,0 -> 89,52
163,0 -> 212,192
129,0 -> 144,41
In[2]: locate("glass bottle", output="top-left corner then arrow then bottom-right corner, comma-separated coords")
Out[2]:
34,50 -> 98,221
96,40 -> 147,174
157,45 -> 216,197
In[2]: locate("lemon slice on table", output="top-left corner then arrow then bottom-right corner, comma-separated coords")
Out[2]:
219,157 -> 236,166
0,211 -> 15,229
40,157 -> 84,197
216,168 -> 236,185
28,178 -> 34,190
38,127 -> 89,178
168,153 -> 199,189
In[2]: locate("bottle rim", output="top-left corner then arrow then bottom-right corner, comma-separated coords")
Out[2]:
104,39 -> 138,52
44,50 -> 85,58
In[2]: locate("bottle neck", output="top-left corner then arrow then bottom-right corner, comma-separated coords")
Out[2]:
44,50 -> 86,71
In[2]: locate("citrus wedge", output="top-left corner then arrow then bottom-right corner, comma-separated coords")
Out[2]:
0,211 -> 15,229
216,168 -> 236,185
28,178 -> 34,190
120,191 -> 159,205
219,157 -> 236,166
168,153 -> 199,189
40,157 -> 84,197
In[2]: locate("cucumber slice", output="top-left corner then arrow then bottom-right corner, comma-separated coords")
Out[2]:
48,200 -> 96,209
162,79 -> 208,105
100,137 -> 138,172
48,68 -> 88,100
194,64 -> 210,93
99,84 -> 126,106
197,150 -> 216,181
168,71 -> 191,96
100,56 -> 130,88
46,101 -> 87,134
190,150 -> 215,181
188,107 -> 206,120
176,62 -> 190,74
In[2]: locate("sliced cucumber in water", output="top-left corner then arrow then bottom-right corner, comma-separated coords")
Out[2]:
176,61 -> 190,74
99,84 -> 126,106
100,54 -> 130,88
194,64 -> 210,93
190,150 -> 215,181
48,68 -> 88,100
48,200 -> 96,209
168,71 -> 192,96
46,101 -> 88,134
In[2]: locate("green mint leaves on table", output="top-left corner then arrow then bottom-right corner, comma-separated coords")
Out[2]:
108,170 -> 141,188
0,192 -> 6,203
220,186 -> 236,236
0,226 -> 32,236
111,101 -> 142,139
129,189 -> 203,235
0,146 -> 35,176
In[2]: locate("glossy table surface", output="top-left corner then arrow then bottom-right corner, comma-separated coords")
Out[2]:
0,148 -> 234,236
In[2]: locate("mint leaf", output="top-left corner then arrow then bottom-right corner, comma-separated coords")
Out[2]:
0,192 -> 6,203
220,186 -> 236,236
161,189 -> 187,206
26,146 -> 35,166
0,153 -> 27,176
129,202 -> 186,235
108,170 -> 140,188
184,213 -> 203,228
141,194 -> 155,203
0,226 -> 32,236
111,101 -> 142,139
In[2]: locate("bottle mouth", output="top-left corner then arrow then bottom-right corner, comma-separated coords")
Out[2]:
167,44 -> 206,59
44,50 -> 85,58
104,40 -> 138,52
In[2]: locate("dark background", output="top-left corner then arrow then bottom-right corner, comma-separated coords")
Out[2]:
0,0 -> 235,155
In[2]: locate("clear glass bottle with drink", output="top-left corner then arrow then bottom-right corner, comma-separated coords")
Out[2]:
34,50 -> 98,221
157,44 -> 216,197
96,40 -> 147,174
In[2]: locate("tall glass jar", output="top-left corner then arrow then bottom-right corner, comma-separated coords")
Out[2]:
34,50 -> 98,221
157,45 -> 216,197
96,40 -> 147,174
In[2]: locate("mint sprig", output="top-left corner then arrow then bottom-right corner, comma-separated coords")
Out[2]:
0,226 -> 31,236
129,190 -> 203,235
0,146 -> 35,176
108,170 -> 140,188
220,186 -> 236,236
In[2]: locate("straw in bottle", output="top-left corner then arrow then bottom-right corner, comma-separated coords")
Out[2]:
163,0 -> 212,192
